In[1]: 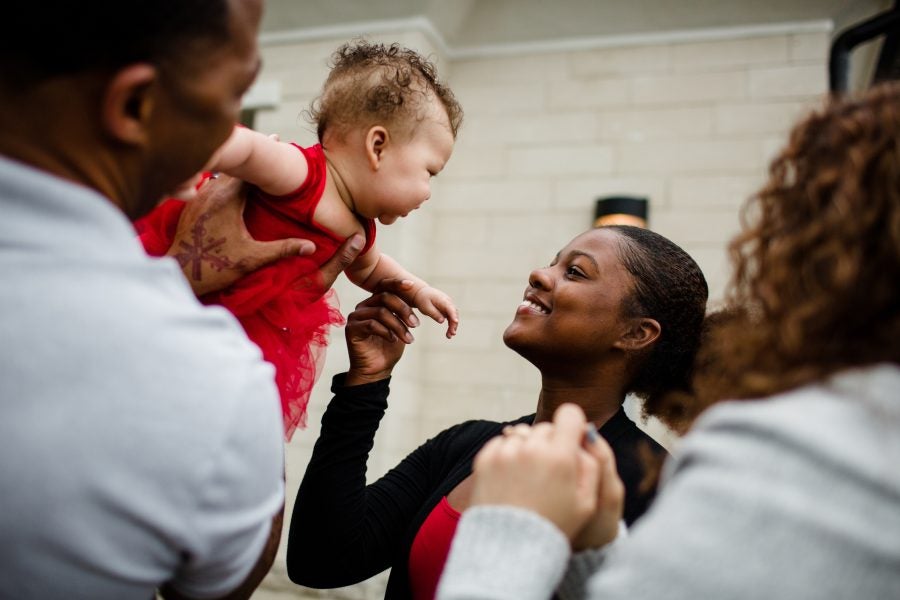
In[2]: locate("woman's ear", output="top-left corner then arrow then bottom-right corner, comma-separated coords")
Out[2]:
364,125 -> 388,170
101,63 -> 157,146
614,317 -> 661,352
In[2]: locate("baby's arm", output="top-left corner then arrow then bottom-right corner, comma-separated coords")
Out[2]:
208,125 -> 310,197
347,246 -> 458,338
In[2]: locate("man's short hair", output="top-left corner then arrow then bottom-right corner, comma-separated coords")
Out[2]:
0,0 -> 231,88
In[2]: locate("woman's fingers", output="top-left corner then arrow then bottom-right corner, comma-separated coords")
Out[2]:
571,416 -> 625,551
355,286 -> 419,331
347,304 -> 415,344
467,405 -> 602,539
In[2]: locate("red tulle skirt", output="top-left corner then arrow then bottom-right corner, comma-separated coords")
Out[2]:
210,259 -> 344,440
136,199 -> 344,440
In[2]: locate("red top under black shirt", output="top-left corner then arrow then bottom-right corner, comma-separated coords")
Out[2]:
408,496 -> 461,600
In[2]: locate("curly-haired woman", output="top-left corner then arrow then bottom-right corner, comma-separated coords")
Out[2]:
437,82 -> 900,600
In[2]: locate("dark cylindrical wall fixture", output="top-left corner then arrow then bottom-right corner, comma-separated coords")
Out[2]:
829,6 -> 900,93
593,196 -> 648,228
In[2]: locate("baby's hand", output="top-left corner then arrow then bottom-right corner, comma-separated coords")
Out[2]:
411,285 -> 459,338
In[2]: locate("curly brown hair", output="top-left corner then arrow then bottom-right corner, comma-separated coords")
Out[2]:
696,82 -> 900,405
308,40 -> 463,143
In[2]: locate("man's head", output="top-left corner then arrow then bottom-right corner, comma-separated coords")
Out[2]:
0,0 -> 264,219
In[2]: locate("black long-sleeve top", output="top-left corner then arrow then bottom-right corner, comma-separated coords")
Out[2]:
287,374 -> 667,599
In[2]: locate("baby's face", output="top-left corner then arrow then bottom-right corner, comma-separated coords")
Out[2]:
357,98 -> 455,225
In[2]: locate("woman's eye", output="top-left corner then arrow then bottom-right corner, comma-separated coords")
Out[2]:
565,266 -> 584,278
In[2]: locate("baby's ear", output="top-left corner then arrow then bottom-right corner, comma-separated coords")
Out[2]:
613,317 -> 661,352
365,125 -> 389,170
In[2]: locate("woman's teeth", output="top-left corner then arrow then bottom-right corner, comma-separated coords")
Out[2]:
520,300 -> 548,314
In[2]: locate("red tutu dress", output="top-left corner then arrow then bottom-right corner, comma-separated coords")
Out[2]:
135,144 -> 376,440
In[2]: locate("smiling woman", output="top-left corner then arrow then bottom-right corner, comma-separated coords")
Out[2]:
286,225 -> 708,600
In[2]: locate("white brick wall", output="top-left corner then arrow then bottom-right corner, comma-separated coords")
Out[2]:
572,45 -> 672,77
633,71 -> 748,104
671,36 -> 789,71
250,25 -> 830,600
748,64 -> 828,98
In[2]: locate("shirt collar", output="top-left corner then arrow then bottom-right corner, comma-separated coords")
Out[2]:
0,154 -> 144,258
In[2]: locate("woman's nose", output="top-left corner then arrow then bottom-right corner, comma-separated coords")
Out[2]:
528,267 -> 553,290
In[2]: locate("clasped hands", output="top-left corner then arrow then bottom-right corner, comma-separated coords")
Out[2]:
472,404 -> 626,551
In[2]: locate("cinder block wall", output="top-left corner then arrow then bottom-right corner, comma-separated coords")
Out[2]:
252,26 -> 830,599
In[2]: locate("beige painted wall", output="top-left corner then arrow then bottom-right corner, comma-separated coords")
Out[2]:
250,25 -> 830,599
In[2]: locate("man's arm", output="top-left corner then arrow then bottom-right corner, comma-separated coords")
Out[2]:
159,195 -> 365,600
159,510 -> 283,600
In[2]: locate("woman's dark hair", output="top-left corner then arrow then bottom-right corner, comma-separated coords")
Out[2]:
309,39 -> 463,142
605,225 -> 709,424
0,1 -> 230,88
650,307 -> 741,433
696,82 -> 900,404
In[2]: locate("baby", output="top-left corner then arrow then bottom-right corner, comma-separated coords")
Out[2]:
136,40 -> 463,438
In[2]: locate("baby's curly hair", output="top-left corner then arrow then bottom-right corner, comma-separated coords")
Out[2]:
696,82 -> 900,404
309,40 -> 463,143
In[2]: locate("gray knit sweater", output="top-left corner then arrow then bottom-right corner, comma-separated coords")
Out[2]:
437,364 -> 900,600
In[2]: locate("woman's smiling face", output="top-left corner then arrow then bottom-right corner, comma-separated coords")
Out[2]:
503,228 -> 637,366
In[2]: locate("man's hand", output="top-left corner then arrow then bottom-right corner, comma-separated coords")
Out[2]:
469,404 -> 605,540
167,174 -> 317,296
344,279 -> 420,386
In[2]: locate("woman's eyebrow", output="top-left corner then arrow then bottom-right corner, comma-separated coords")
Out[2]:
567,250 -> 600,271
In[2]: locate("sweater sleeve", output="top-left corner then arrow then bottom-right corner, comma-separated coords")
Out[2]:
286,373 -> 455,588
556,522 -> 627,600
436,506 -> 571,600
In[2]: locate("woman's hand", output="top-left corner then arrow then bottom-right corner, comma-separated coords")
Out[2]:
571,428 -> 625,551
469,404 -> 603,539
345,279 -> 420,386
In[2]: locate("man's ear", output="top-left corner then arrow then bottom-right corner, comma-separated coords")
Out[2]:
613,317 -> 661,352
101,64 -> 157,146
364,125 -> 388,170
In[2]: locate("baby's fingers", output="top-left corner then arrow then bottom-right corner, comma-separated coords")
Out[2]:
419,301 -> 460,338
430,297 -> 459,339
445,317 -> 459,339
444,307 -> 459,338
415,301 -> 446,326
